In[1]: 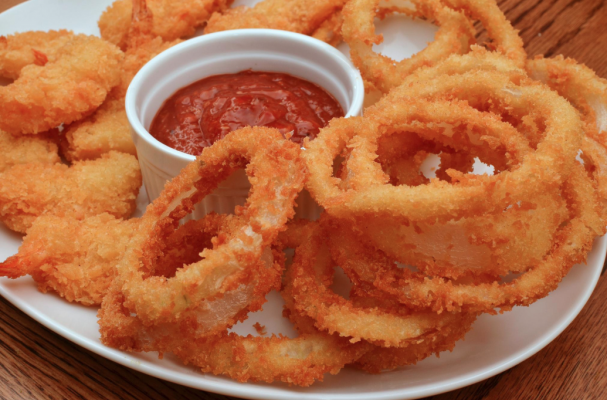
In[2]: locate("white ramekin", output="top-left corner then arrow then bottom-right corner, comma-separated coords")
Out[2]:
126,29 -> 364,220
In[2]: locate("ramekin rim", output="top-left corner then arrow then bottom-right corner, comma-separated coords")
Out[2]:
126,28 -> 364,162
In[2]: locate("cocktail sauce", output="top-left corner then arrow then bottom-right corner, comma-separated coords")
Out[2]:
149,70 -> 344,155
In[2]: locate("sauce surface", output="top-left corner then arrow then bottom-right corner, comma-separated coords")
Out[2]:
149,70 -> 344,155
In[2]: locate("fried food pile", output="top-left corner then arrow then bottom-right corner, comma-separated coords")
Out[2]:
2,0 -> 607,388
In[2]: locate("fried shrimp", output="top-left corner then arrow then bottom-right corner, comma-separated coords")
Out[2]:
205,0 -> 347,35
0,129 -> 60,172
0,151 -> 141,233
0,34 -> 123,135
98,0 -> 233,50
0,30 -> 73,79
59,98 -> 135,161
61,0 -> 180,161
0,214 -> 138,305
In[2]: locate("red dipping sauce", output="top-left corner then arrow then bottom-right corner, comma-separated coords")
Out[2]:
149,70 -> 344,155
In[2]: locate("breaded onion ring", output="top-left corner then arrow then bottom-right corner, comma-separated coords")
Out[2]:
527,56 -> 607,213
171,329 -> 367,386
305,69 -> 583,223
330,165 -> 604,313
280,220 -> 476,373
348,289 -> 476,373
336,98 -> 567,278
101,215 -> 367,386
342,0 -> 476,94
442,0 -> 526,67
0,34 -> 123,135
111,127 -> 304,331
311,9 -> 344,47
288,217 -> 470,347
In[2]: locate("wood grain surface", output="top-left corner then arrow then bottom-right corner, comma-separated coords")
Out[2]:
1,0 -> 606,399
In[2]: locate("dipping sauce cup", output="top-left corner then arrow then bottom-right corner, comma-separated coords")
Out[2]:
126,29 -> 364,219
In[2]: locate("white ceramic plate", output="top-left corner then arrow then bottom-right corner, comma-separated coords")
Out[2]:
1,1 -> 605,399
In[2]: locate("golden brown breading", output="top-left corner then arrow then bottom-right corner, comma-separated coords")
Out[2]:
0,214 -> 138,305
0,34 -> 123,135
205,0 -> 347,35
0,30 -> 73,79
0,129 -> 60,172
0,151 -> 141,233
98,0 -> 233,50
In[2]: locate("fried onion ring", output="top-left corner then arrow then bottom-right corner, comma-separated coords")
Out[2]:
288,217 -> 471,347
305,69 -> 583,224
342,0 -> 476,94
110,127 -> 304,334
442,0 -> 526,67
330,165 -> 604,313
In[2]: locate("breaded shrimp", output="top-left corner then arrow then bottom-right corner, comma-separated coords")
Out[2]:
0,151 -> 141,233
0,30 -> 73,79
0,34 -> 123,135
0,129 -> 60,172
98,0 -> 233,50
61,0 -> 180,161
0,214 -> 138,305
205,0 -> 346,35
59,97 -> 135,161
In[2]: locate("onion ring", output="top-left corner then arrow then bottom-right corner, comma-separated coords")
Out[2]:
288,217 -> 470,347
342,0 -> 476,94
329,165 -> 604,313
442,0 -> 526,67
305,68 -> 583,224
527,55 -> 607,213
110,127 -> 304,333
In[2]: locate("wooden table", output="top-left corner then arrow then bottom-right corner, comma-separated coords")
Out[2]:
1,0 -> 606,399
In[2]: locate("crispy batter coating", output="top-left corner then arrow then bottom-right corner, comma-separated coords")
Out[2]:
205,0 -> 347,35
342,0 -> 476,94
61,0 -> 180,161
110,127 -> 304,327
60,98 -> 134,161
0,34 -> 123,135
289,218 -> 469,347
311,10 -> 344,47
0,151 -> 141,233
0,214 -> 234,306
0,30 -> 73,79
98,0 -> 233,50
0,214 -> 137,305
527,56 -> 607,215
0,129 -> 60,172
